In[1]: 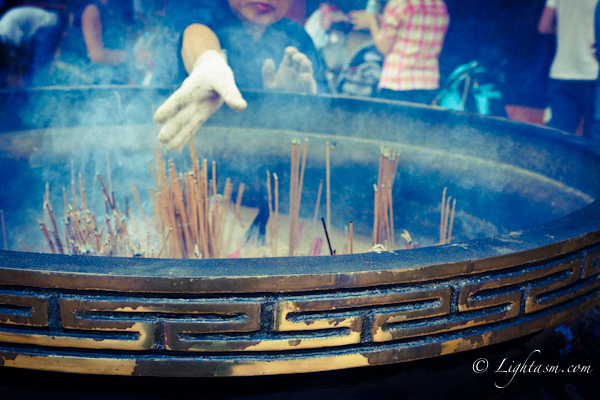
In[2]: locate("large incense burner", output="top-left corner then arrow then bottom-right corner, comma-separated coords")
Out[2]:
0,87 -> 599,377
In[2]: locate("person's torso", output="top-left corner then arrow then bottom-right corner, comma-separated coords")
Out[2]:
549,0 -> 599,80
379,0 -> 449,90
171,2 -> 325,91
384,0 -> 448,64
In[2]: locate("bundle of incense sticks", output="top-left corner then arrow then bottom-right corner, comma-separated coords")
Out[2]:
35,134 -> 245,259
146,134 -> 244,259
308,141 -> 330,256
372,147 -> 400,250
438,187 -> 457,245
37,163 -> 143,257
265,170 -> 279,257
27,135 -> 458,258
288,139 -> 308,256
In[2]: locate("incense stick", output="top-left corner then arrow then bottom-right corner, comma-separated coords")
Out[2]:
438,189 -> 458,245
448,199 -> 456,244
226,184 -> 245,256
211,161 -> 218,256
266,171 -> 274,254
273,174 -> 279,257
19,240 -> 31,252
218,178 -> 233,252
310,179 -> 323,255
106,151 -> 114,208
373,184 -> 378,246
79,172 -> 86,210
289,140 -> 299,256
321,217 -> 334,256
345,225 -> 349,255
326,141 -> 331,232
349,221 -> 353,254
297,138 -> 308,217
70,162 -> 78,212
157,228 -> 172,258
45,203 -> 63,254
312,237 -> 323,256
130,185 -> 149,233
442,196 -> 452,245
1,210 -> 7,250
439,187 -> 447,244
371,148 -> 401,249
387,184 -> 395,250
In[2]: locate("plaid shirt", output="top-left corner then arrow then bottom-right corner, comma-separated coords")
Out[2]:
378,0 -> 449,91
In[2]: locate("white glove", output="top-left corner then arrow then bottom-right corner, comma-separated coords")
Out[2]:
153,50 -> 247,152
262,46 -> 317,95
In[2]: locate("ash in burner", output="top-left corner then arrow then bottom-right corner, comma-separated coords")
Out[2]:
12,135 -> 459,259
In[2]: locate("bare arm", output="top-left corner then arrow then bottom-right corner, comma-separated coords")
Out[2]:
153,24 -> 246,152
350,11 -> 393,55
81,4 -> 126,65
181,24 -> 222,73
538,6 -> 557,34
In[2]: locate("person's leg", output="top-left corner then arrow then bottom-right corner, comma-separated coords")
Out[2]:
579,80 -> 597,138
591,78 -> 600,140
546,79 -> 582,134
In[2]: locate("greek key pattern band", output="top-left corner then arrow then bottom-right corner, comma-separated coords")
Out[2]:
1,247 -> 599,357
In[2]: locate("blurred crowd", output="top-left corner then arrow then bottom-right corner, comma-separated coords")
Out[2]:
0,0 -> 166,86
0,1 -> 599,140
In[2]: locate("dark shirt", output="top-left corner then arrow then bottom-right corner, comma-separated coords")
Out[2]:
167,1 -> 327,92
55,0 -> 131,84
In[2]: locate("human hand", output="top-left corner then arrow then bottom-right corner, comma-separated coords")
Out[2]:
153,50 -> 247,152
349,10 -> 377,31
262,46 -> 317,94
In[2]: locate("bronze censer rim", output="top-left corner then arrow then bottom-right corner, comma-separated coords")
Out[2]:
0,88 -> 599,377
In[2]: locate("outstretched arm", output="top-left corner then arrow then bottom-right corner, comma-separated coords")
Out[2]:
262,46 -> 318,94
180,23 -> 222,72
153,23 -> 247,152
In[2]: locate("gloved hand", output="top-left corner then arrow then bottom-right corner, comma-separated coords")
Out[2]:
153,50 -> 247,152
262,46 -> 317,94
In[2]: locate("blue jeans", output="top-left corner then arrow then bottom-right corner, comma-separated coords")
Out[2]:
590,76 -> 600,141
547,79 -> 595,138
